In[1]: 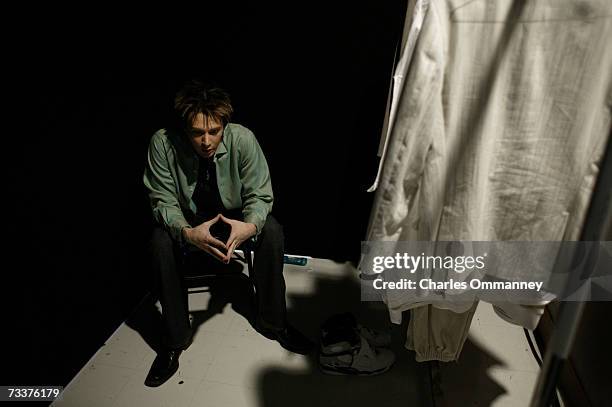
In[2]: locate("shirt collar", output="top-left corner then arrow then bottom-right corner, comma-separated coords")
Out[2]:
214,124 -> 230,159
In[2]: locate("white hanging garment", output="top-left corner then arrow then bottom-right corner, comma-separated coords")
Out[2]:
367,0 -> 430,193
367,0 -> 612,322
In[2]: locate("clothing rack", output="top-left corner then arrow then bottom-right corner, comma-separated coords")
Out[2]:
530,127 -> 612,407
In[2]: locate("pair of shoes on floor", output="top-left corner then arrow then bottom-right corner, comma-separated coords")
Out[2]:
144,330 -> 193,387
255,320 -> 315,355
319,312 -> 395,376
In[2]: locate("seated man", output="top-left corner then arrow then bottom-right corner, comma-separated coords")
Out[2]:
143,80 -> 313,387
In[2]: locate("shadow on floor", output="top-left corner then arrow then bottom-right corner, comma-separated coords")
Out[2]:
256,264 -> 513,407
432,338 -> 508,406
125,261 -> 256,355
126,259 -> 508,407
254,263 -> 434,407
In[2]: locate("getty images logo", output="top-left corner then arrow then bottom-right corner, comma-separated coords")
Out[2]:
371,243 -> 487,274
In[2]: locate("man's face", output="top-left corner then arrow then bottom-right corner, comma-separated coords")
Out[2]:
186,113 -> 224,159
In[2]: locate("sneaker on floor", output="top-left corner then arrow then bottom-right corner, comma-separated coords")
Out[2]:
321,321 -> 360,355
319,336 -> 395,376
321,312 -> 392,349
357,324 -> 392,348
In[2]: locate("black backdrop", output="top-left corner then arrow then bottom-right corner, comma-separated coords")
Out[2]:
4,2 -> 406,387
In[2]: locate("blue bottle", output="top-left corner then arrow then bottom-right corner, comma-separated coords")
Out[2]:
283,255 -> 308,266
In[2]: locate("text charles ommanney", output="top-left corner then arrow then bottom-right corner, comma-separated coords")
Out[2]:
373,278 -> 544,292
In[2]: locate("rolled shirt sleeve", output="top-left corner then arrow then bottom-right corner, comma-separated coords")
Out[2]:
143,131 -> 191,242
237,130 -> 274,238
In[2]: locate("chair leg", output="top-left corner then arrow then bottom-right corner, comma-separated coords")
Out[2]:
243,249 -> 259,320
244,249 -> 254,279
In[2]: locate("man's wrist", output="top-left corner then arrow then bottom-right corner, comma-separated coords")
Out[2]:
182,227 -> 193,244
247,223 -> 257,238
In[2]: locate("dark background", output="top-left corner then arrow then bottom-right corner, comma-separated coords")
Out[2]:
4,3 -> 407,388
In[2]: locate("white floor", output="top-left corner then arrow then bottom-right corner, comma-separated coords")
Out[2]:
52,258 -> 545,407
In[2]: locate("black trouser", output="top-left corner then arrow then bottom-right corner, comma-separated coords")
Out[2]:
149,215 -> 287,349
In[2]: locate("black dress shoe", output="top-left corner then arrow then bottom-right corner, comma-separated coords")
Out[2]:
144,348 -> 183,387
256,323 -> 315,355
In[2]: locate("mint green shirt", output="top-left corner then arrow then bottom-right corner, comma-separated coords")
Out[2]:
143,123 -> 274,242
